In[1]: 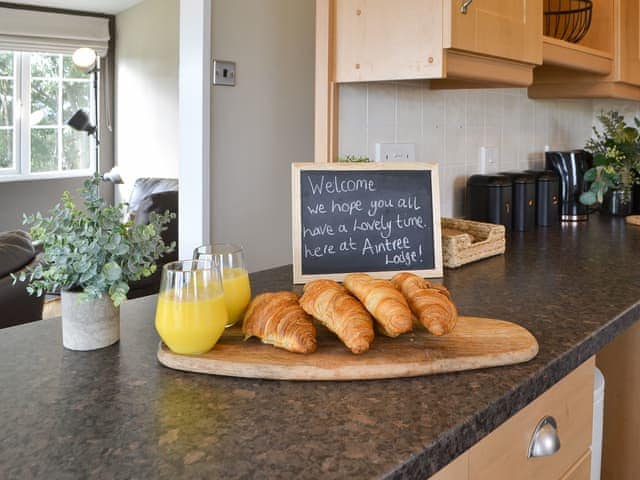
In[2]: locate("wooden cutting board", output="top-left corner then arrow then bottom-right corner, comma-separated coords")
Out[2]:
157,316 -> 538,381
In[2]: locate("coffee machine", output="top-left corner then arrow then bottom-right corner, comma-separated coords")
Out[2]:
545,150 -> 593,222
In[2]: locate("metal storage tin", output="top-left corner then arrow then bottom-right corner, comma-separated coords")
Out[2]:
466,175 -> 513,231
500,172 -> 536,232
526,169 -> 560,226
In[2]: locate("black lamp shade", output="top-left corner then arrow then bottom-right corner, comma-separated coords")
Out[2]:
67,109 -> 96,135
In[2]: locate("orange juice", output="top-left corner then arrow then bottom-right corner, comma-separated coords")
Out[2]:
222,267 -> 251,327
155,290 -> 228,355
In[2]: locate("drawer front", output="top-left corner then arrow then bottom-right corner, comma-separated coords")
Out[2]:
468,357 -> 595,480
429,451 -> 469,480
561,450 -> 591,480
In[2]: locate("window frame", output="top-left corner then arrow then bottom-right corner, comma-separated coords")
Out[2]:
0,51 -> 96,183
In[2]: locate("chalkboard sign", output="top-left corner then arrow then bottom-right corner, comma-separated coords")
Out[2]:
291,162 -> 442,284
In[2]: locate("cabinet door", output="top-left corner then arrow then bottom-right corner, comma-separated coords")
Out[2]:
334,0 -> 444,82
618,0 -> 640,85
448,0 -> 542,65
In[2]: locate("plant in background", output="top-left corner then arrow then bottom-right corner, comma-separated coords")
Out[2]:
338,154 -> 371,163
13,174 -> 175,306
580,110 -> 640,206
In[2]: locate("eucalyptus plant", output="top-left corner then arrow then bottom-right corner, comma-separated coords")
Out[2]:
14,174 -> 175,306
338,155 -> 371,163
580,111 -> 640,206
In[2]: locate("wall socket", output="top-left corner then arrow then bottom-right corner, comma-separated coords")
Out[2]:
375,143 -> 416,162
480,146 -> 498,173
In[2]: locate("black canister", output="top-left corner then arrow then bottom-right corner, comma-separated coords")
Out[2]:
545,150 -> 593,221
500,172 -> 536,232
526,169 -> 560,226
466,175 -> 512,231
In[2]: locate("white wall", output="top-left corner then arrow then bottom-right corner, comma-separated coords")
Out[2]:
210,0 -> 315,272
339,85 -> 640,218
115,0 -> 179,204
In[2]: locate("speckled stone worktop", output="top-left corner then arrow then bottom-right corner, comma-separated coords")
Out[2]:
1,215 -> 639,479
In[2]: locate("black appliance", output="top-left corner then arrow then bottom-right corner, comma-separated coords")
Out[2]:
500,172 -> 537,232
466,175 -> 513,231
545,150 -> 593,222
526,169 -> 560,226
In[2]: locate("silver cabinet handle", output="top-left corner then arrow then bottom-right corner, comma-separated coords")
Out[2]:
528,416 -> 561,458
461,0 -> 473,14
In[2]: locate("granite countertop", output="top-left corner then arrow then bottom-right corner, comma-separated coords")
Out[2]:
1,214 -> 639,479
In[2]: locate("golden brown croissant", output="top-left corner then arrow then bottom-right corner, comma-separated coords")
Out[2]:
343,273 -> 413,337
299,280 -> 374,354
391,272 -> 458,336
242,292 -> 317,354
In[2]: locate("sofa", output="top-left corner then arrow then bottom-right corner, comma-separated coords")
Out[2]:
0,230 -> 44,328
126,178 -> 179,299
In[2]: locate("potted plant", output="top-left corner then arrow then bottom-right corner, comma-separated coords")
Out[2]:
580,111 -> 640,215
14,174 -> 175,351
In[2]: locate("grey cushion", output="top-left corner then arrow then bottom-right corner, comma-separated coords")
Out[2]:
127,178 -> 178,218
0,230 -> 35,279
133,190 -> 178,227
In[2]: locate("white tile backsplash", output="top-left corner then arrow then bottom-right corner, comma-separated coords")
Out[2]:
338,83 -> 640,217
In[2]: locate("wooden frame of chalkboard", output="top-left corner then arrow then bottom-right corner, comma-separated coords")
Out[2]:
292,162 -> 443,284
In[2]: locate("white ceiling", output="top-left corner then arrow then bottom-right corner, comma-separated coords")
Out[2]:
3,0 -> 143,15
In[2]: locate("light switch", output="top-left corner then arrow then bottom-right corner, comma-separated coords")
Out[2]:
213,60 -> 236,86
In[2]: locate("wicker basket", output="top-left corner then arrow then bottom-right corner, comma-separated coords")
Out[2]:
441,218 -> 506,269
625,215 -> 640,226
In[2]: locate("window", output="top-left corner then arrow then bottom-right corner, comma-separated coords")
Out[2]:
0,51 -> 95,180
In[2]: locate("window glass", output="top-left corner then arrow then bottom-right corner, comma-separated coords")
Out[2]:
31,128 -> 58,172
62,81 -> 90,124
63,128 -> 90,170
0,79 -> 13,126
30,53 -> 59,78
31,79 -> 59,126
0,52 -> 13,76
0,130 -> 12,168
0,51 -> 15,170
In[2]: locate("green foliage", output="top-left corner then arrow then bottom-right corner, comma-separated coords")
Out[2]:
338,155 -> 371,163
13,174 -> 175,306
581,111 -> 640,206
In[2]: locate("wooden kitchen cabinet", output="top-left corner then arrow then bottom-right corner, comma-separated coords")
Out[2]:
428,357 -> 595,480
529,0 -> 640,100
315,0 -> 542,162
333,0 -> 541,85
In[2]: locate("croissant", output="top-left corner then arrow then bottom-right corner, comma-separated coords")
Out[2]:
343,273 -> 413,337
391,272 -> 458,336
299,280 -> 374,354
242,292 -> 317,354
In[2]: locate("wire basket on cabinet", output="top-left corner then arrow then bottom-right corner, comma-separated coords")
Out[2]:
544,0 -> 592,43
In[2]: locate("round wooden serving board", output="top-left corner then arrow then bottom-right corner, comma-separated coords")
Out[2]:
157,316 -> 538,381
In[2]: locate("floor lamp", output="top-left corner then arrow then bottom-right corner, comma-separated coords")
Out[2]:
67,48 -> 100,177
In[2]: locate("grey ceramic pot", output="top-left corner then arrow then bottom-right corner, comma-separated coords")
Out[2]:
61,290 -> 120,351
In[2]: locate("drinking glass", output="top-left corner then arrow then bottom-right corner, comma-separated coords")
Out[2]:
155,260 -> 229,355
193,244 -> 251,327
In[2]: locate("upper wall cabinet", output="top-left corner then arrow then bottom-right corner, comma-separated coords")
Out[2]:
332,0 -> 542,87
529,0 -> 640,100
314,0 -> 542,163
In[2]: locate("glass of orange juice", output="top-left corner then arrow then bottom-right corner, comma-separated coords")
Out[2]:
155,260 -> 229,355
193,244 -> 251,327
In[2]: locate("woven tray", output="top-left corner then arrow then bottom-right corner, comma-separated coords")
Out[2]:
441,218 -> 506,268
626,215 -> 640,226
